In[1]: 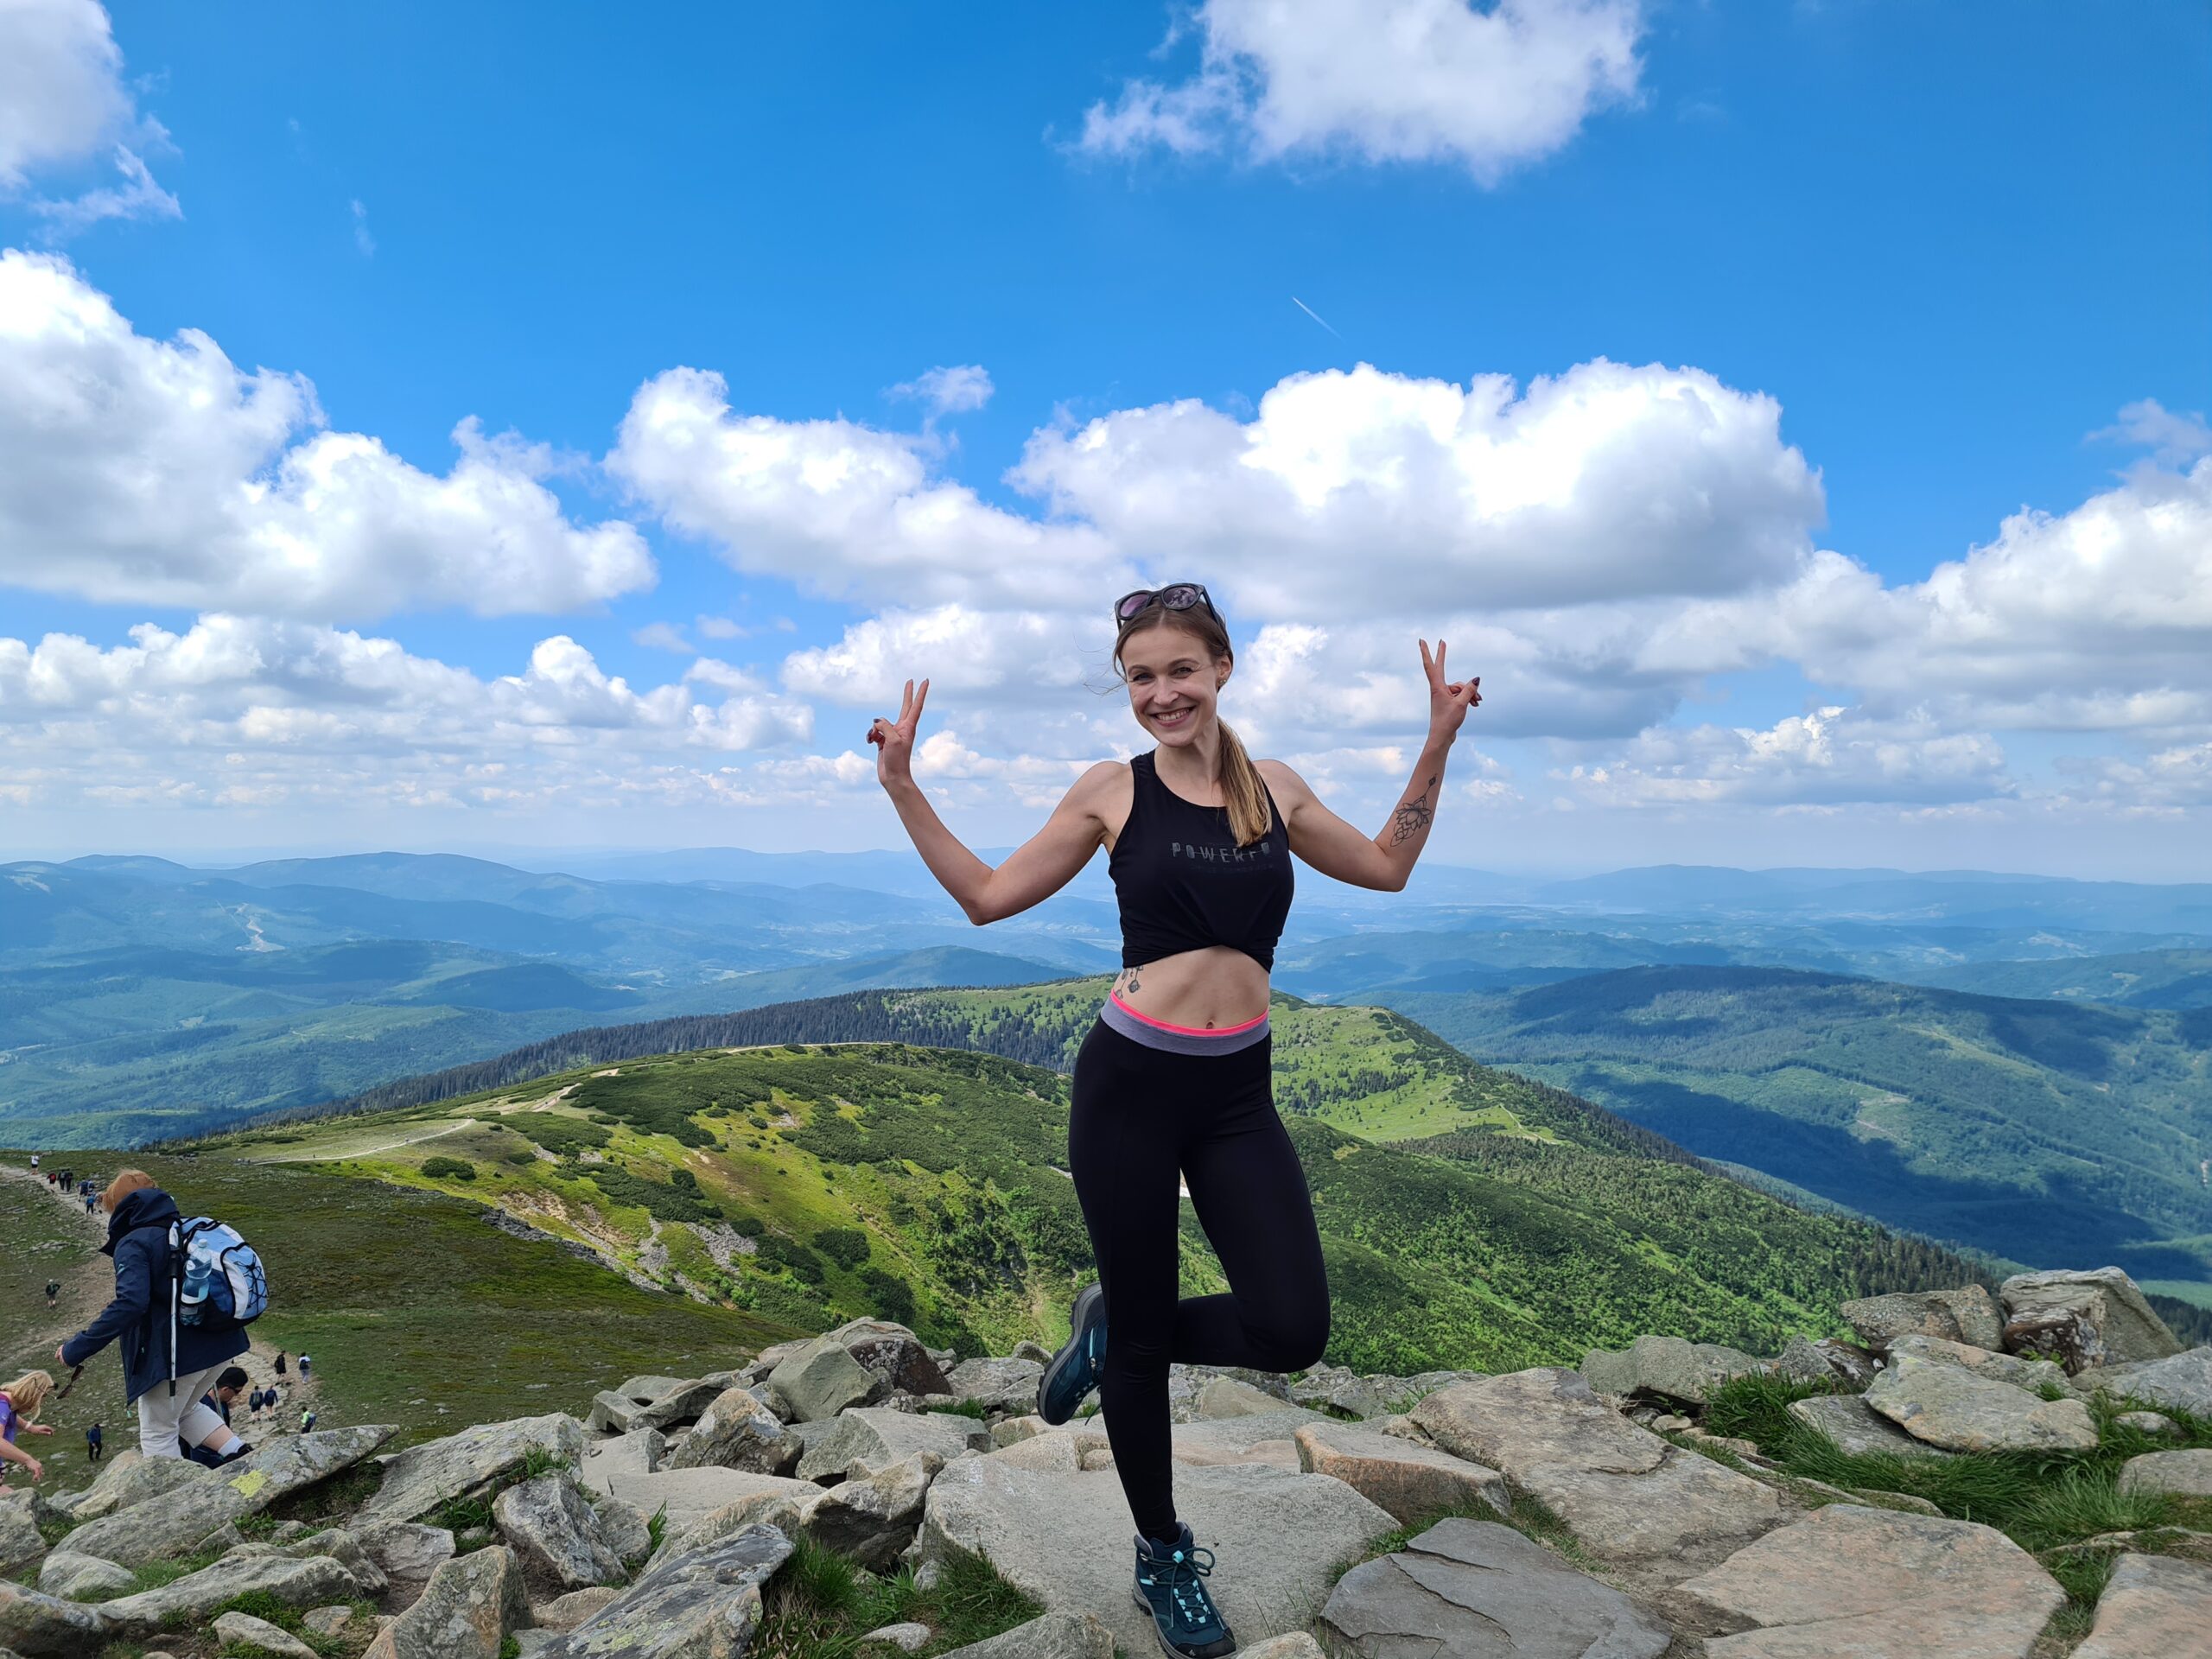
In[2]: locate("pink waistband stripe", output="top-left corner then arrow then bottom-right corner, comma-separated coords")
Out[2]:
1108,990 -> 1268,1036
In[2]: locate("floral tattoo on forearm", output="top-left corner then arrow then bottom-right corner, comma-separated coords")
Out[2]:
1389,773 -> 1439,846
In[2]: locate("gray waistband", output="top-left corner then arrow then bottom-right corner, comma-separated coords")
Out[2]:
1099,994 -> 1270,1056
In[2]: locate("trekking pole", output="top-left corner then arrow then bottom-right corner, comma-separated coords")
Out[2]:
52,1364 -> 86,1402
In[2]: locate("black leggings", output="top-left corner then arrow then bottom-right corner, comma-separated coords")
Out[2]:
1067,1017 -> 1332,1538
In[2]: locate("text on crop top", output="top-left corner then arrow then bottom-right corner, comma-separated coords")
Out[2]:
1108,749 -> 1294,971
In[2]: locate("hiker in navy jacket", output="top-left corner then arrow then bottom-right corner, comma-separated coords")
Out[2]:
56,1171 -> 249,1459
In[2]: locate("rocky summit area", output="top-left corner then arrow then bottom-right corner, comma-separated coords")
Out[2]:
3,1267 -> 2210,1659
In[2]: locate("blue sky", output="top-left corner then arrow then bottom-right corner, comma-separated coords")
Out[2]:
2,1 -> 2208,877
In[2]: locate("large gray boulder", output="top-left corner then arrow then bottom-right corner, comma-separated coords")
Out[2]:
794,1405 -> 992,1483
1669,1503 -> 2066,1657
766,1336 -> 880,1423
2073,1551 -> 2212,1659
62,1425 -> 395,1567
1408,1370 -> 1782,1564
1838,1286 -> 2005,1352
1579,1334 -> 1764,1405
934,1611 -> 1114,1658
362,1413 -> 586,1522
0,1581 -> 111,1658
824,1318 -> 952,1397
2115,1448 -> 2212,1499
48,1451 -> 200,1522
537,1524 -> 792,1658
353,1518 -> 458,1582
2093,1345 -> 2212,1417
0,1491 -> 44,1575
212,1611 -> 320,1659
1292,1420 -> 1508,1525
797,1451 -> 943,1571
363,1543 -> 528,1659
660,1385 -> 798,1475
1999,1268 -> 2183,1370
908,1454 -> 1395,1655
1865,1351 -> 2098,1452
1786,1393 -> 1955,1459
493,1474 -> 626,1590
940,1357 -> 1044,1414
650,1475 -> 820,1565
1888,1333 -> 2071,1395
35,1550 -> 137,1599
1321,1515 -> 1671,1659
99,1552 -> 371,1639
602,1466 -> 817,1538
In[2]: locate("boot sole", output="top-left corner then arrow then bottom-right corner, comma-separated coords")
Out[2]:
1037,1281 -> 1106,1425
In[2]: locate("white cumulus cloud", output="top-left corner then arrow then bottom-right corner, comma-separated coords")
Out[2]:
0,251 -> 656,620
0,0 -> 178,231
1079,0 -> 1646,182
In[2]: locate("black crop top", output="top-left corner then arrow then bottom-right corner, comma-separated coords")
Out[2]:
1109,750 -> 1294,972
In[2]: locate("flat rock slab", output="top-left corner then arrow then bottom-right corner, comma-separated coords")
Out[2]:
2116,1448 -> 2212,1499
793,1404 -> 989,1481
2095,1346 -> 2212,1417
0,1581 -> 111,1659
539,1524 -> 792,1658
1320,1515 -> 1671,1658
64,1425 -> 396,1567
912,1457 -> 1395,1654
2000,1269 -> 2183,1366
212,1611 -> 319,1659
2072,1551 -> 2212,1659
934,1611 -> 1114,1657
363,1544 -> 526,1659
603,1466 -> 818,1534
579,1428 -> 662,1480
1787,1394 -> 1956,1459
363,1413 -> 586,1523
1866,1353 -> 2098,1453
1671,1503 -> 2064,1658
1840,1287 -> 2004,1351
1293,1421 -> 1508,1525
100,1553 -> 369,1639
1580,1334 -> 1764,1405
1410,1369 -> 1782,1564
1888,1334 -> 2070,1395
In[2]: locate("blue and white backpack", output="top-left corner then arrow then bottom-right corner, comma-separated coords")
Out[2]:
171,1216 -> 270,1328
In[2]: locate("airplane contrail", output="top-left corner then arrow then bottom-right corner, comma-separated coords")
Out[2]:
1291,296 -> 1343,339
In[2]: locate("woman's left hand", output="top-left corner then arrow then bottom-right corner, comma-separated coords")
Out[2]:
53,1345 -> 65,1366
1421,638 -> 1481,740
26,1424 -> 53,1436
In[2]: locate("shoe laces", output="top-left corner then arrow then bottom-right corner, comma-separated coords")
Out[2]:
1143,1541 -> 1221,1632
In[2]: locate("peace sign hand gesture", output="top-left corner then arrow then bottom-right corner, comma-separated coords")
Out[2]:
1421,639 -> 1481,741
867,677 -> 930,790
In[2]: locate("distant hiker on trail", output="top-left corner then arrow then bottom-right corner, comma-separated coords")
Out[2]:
300,1405 -> 316,1433
274,1351 -> 287,1376
85,1421 -> 104,1463
28,1155 -> 37,1172
56,1170 -> 251,1461
868,585 -> 1479,1658
297,1351 -> 312,1379
0,1371 -> 58,1484
44,1281 -> 60,1310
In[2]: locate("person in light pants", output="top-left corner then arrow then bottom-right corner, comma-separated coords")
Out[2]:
58,1171 -> 250,1460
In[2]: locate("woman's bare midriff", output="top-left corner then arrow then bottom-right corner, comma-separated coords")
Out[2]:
1102,762 -> 1272,1030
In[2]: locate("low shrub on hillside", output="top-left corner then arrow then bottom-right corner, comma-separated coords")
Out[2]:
813,1226 -> 870,1268
587,1164 -> 716,1223
516,1115 -> 613,1157
419,1155 -> 476,1182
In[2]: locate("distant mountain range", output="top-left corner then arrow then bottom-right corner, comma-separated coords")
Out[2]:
1377,965 -> 2212,1282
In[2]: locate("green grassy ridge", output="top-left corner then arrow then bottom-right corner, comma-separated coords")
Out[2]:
1381,965 -> 2212,1283
199,1025 -> 1998,1373
226,977 -> 1696,1170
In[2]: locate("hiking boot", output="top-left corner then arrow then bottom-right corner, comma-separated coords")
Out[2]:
1132,1520 -> 1236,1657
1036,1280 -> 1106,1426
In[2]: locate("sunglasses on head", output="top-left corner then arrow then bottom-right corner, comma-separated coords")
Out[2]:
1113,582 -> 1219,628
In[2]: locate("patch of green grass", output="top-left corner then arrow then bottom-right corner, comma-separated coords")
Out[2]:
751,1537 -> 1044,1658
926,1398 -> 988,1420
1699,1370 -> 2212,1560
269,1459 -> 384,1522
645,1501 -> 669,1555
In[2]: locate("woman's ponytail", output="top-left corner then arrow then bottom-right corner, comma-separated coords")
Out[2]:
1215,720 -> 1274,849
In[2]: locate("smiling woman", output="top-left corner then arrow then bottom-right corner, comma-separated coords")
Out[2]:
860,579 -> 1480,1656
